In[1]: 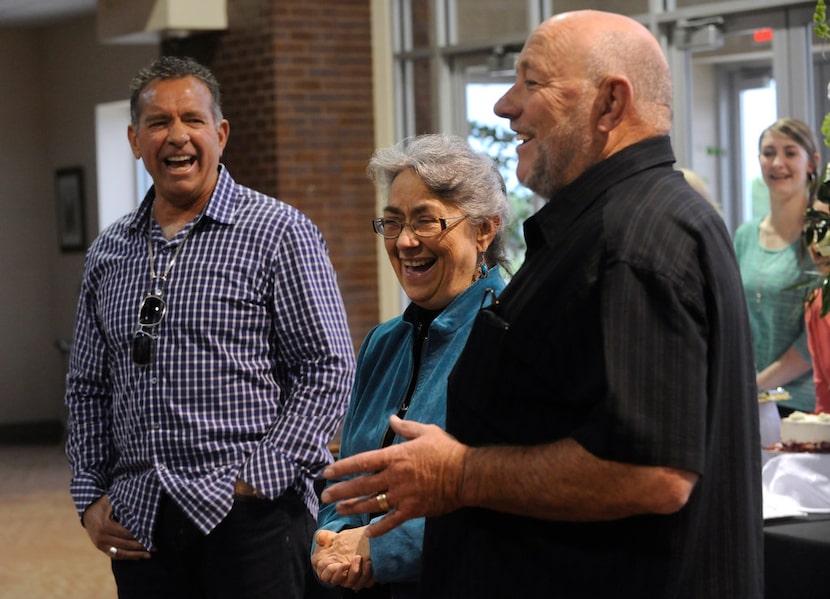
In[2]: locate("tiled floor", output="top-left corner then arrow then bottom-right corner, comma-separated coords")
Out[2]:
0,444 -> 116,599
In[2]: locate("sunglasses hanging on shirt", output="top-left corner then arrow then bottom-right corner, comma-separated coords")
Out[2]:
131,291 -> 167,366
131,204 -> 201,367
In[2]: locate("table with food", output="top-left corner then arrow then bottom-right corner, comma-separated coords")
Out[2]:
758,388 -> 830,599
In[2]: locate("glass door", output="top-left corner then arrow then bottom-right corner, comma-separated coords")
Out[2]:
444,6 -> 820,239
673,5 -> 816,233
731,68 -> 777,224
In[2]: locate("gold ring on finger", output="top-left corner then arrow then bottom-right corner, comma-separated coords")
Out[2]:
375,492 -> 390,512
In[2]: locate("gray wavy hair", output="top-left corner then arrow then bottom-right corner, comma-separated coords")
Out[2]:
367,134 -> 513,270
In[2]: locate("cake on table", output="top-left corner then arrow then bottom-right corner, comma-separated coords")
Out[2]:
780,411 -> 830,452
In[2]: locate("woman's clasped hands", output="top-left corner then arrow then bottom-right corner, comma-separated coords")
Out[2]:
311,526 -> 375,591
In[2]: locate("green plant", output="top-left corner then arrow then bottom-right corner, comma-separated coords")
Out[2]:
816,0 -> 830,147
803,2 -> 830,315
468,120 -> 535,272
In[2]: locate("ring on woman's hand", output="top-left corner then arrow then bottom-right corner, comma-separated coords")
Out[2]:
375,492 -> 391,512
108,546 -> 118,558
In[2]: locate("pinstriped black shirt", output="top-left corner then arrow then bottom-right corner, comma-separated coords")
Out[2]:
424,136 -> 763,598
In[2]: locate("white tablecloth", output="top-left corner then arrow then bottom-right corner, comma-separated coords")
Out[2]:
762,452 -> 830,518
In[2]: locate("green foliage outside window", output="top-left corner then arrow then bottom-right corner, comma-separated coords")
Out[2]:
468,120 -> 535,274
816,1 -> 830,148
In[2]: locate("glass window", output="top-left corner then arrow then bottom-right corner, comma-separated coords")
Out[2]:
550,0 -> 648,16
466,80 -> 535,270
677,0 -> 726,7
412,58 -> 435,134
389,0 -> 820,238
741,83 -> 777,221
453,0 -> 529,45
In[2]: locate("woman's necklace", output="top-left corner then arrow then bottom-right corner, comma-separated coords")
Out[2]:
756,271 -> 765,306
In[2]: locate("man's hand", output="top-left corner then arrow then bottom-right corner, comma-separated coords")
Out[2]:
321,416 -> 469,537
82,495 -> 151,560
311,527 -> 374,590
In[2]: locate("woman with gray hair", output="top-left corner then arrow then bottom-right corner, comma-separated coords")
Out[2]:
311,134 -> 511,598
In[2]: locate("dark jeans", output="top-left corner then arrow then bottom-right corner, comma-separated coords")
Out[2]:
112,490 -> 315,599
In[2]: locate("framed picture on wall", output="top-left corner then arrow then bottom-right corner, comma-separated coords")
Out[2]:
55,167 -> 86,252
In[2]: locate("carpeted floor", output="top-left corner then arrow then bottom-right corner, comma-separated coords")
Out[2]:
0,444 -> 117,599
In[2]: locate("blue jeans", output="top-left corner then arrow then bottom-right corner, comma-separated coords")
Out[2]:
112,490 -> 315,599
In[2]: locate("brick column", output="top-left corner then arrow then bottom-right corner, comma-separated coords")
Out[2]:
166,0 -> 379,351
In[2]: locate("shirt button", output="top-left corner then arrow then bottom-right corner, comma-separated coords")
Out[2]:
156,464 -> 166,472
152,422 -> 161,430
150,377 -> 158,384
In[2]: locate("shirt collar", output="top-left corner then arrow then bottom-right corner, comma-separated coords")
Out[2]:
401,266 -> 505,331
524,135 -> 675,251
128,164 -> 238,234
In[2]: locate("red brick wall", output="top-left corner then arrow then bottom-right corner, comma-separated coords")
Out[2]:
168,0 -> 379,352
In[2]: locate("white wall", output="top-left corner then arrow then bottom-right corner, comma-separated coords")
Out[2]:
0,15 -> 156,429
0,28 -> 56,426
96,100 -> 148,233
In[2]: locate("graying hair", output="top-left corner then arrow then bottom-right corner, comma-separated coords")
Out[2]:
586,30 -> 673,132
367,134 -> 513,270
129,56 -> 223,128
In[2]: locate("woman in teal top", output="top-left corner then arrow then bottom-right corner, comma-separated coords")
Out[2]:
310,134 -> 512,598
734,118 -> 820,413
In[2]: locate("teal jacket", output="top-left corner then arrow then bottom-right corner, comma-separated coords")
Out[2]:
316,268 -> 506,585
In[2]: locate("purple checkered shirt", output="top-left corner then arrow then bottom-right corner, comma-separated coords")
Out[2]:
65,166 -> 355,550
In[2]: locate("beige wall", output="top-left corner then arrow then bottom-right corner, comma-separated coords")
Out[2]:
0,15 -> 156,428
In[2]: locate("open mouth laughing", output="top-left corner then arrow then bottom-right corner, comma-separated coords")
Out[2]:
164,155 -> 196,170
403,258 -> 436,274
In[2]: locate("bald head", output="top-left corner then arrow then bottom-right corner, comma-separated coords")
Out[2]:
536,11 -> 673,133
494,10 -> 674,197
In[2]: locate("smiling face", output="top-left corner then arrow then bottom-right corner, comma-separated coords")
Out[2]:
127,76 -> 229,212
383,169 -> 496,311
759,130 -> 815,203
493,26 -> 596,199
